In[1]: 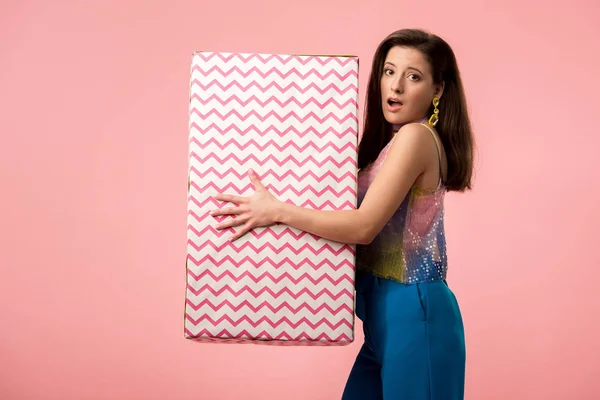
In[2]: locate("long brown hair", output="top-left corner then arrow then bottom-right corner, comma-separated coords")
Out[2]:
358,29 -> 474,192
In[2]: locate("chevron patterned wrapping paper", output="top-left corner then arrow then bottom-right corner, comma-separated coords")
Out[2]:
184,52 -> 359,345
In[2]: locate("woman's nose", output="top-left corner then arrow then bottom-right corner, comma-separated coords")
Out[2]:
390,76 -> 403,93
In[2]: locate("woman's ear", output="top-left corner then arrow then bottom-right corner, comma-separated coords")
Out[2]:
435,81 -> 445,99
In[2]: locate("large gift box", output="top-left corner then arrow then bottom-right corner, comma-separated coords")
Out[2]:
184,51 -> 359,345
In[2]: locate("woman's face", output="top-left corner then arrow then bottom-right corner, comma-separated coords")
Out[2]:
380,46 -> 444,126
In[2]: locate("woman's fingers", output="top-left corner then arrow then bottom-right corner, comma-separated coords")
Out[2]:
211,169 -> 271,241
215,215 -> 249,230
214,193 -> 248,204
211,206 -> 245,216
248,170 -> 265,190
229,221 -> 254,242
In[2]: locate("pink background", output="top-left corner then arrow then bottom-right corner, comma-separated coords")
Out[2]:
1,0 -> 599,399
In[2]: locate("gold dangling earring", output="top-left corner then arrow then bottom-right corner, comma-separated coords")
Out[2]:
428,97 -> 440,127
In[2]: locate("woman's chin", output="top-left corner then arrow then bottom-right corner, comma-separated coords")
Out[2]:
384,112 -> 425,126
384,115 -> 407,126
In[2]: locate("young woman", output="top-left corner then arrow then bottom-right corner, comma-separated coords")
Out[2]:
211,28 -> 474,400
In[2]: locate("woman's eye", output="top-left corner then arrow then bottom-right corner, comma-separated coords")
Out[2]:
384,69 -> 394,76
408,73 -> 420,81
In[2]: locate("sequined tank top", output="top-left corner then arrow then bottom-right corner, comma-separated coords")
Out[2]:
355,122 -> 448,284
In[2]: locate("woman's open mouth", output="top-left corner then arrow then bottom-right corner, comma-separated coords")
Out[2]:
386,98 -> 403,112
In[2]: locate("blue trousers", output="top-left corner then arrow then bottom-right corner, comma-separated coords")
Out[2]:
341,271 -> 466,400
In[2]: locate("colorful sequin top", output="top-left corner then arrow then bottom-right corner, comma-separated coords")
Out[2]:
355,121 -> 448,284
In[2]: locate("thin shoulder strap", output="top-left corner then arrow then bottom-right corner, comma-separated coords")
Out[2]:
420,123 -> 445,186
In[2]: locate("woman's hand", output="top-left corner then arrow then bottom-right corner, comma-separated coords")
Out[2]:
211,169 -> 281,241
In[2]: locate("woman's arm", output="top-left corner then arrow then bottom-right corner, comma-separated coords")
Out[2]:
212,123 -> 432,243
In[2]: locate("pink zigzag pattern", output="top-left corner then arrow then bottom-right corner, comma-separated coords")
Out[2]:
188,210 -> 228,225
190,152 -> 357,168
187,269 -> 353,286
189,181 -> 357,198
190,107 -> 358,124
185,196 -> 350,215
190,79 -> 357,95
189,166 -> 357,183
188,196 -> 352,228
188,196 -> 235,209
186,284 -> 353,301
186,198 -> 355,224
186,313 -> 353,330
190,93 -> 358,109
185,254 -> 354,271
185,335 -> 348,346
189,122 -> 357,139
188,224 -> 322,241
193,64 -> 358,81
185,327 -> 352,343
186,298 -> 353,315
186,52 -> 357,345
285,198 -> 355,210
186,239 -> 355,257
190,136 -> 357,153
196,52 -> 356,67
